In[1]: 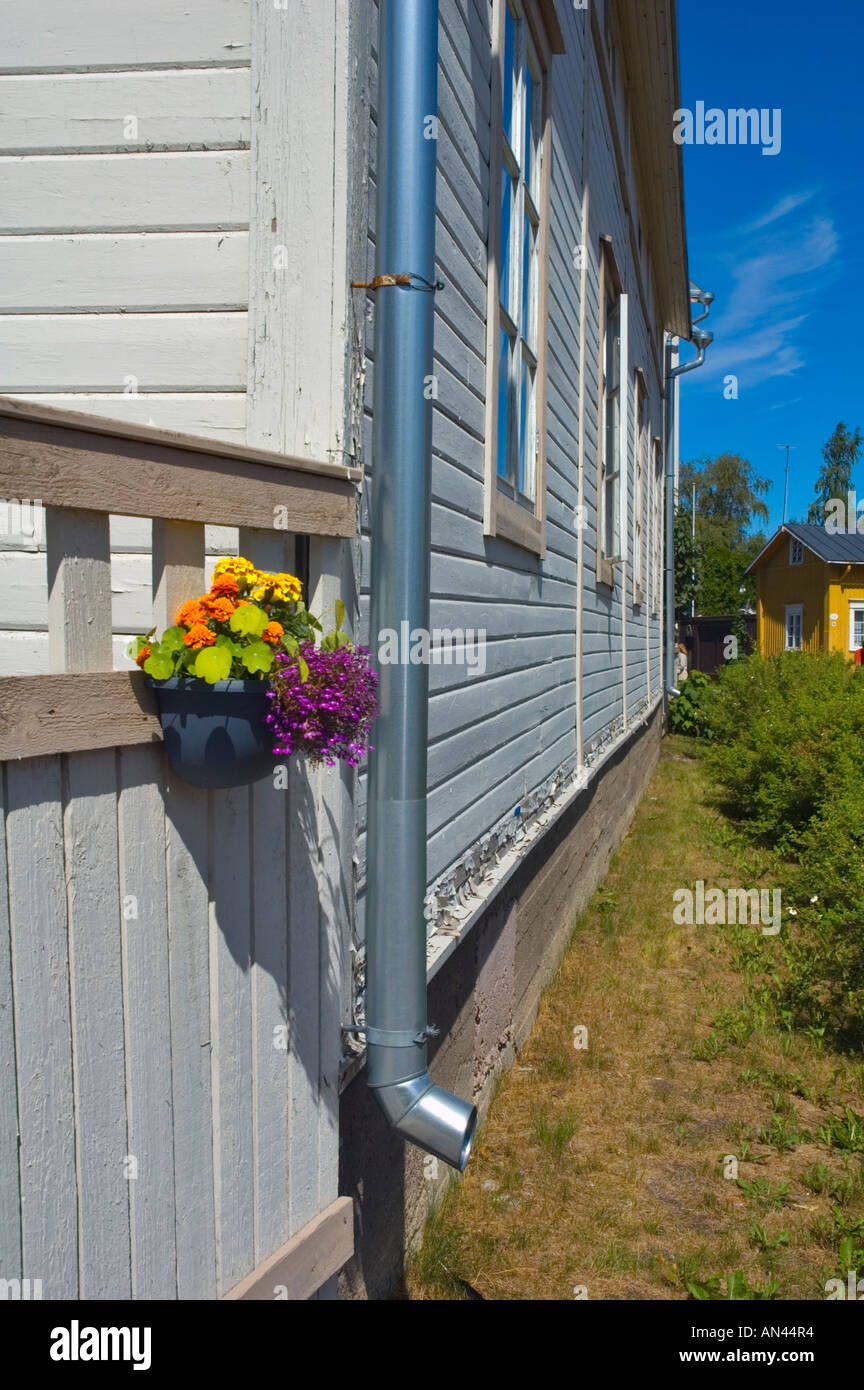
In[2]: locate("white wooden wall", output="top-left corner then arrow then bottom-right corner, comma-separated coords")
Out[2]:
0,0 -> 251,441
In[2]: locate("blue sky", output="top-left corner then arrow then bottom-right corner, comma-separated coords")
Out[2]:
676,0 -> 862,533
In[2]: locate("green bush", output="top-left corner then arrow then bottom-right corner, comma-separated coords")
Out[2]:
702,650 -> 864,1051
704,651 -> 864,854
668,670 -> 714,738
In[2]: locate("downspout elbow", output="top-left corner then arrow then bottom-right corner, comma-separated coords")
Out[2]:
370,1068 -> 477,1172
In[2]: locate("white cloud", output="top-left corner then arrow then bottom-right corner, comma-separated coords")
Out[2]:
741,189 -> 815,233
693,204 -> 838,389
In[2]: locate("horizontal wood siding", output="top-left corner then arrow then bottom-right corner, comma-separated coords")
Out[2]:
358,0 -> 667,918
0,0 -> 252,444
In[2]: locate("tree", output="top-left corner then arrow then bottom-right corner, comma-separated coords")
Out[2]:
677,454 -> 769,617
807,422 -> 862,524
680,453 -> 770,549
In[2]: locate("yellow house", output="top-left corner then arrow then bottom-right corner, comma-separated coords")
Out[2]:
747,523 -> 864,658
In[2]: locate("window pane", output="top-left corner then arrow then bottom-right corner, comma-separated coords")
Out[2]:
519,355 -> 537,501
605,475 -> 618,559
529,70 -> 543,203
522,214 -> 538,350
503,5 -> 516,150
605,299 -> 620,390
497,326 -> 511,480
605,392 -> 619,483
854,610 -> 864,646
523,63 -> 532,191
499,165 -> 513,312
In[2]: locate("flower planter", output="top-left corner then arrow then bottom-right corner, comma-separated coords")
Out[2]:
146,677 -> 274,789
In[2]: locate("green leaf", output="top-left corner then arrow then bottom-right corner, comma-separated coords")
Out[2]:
229,603 -> 269,638
335,598 -> 345,629
240,640 -> 274,675
298,655 -> 310,683
282,633 -> 299,656
143,647 -> 175,681
193,645 -> 233,684
161,625 -> 187,653
214,633 -> 243,657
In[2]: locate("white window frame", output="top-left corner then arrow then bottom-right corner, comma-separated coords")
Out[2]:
484,0 -> 554,557
597,236 -> 627,584
652,436 -> 663,615
789,537 -> 804,565
633,371 -> 648,604
849,603 -> 864,652
785,604 -> 803,650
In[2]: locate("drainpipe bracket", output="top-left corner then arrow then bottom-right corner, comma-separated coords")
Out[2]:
341,1023 -> 440,1047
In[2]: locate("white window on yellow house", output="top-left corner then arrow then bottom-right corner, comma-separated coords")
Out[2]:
789,537 -> 804,565
785,604 -> 803,650
849,603 -> 864,651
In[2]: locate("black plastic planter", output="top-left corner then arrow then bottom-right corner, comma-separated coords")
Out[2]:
146,677 -> 275,789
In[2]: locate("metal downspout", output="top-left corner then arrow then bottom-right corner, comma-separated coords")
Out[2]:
364,0 -> 477,1171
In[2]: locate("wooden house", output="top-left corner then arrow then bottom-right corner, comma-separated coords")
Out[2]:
0,0 -> 693,1300
747,523 -> 864,658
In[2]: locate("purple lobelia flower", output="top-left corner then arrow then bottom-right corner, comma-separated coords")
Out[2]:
266,642 -> 379,767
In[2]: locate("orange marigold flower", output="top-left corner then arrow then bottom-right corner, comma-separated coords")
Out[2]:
183,622 -> 216,650
202,595 -> 236,623
176,599 -> 208,628
135,643 -> 151,668
262,621 -> 284,645
209,573 -> 240,598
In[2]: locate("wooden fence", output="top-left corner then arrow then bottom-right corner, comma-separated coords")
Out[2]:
0,398 -> 358,1298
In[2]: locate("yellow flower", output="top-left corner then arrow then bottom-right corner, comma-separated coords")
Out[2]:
250,570 -> 303,604
212,556 -> 259,590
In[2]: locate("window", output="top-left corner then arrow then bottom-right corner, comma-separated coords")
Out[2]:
785,604 -> 803,650
789,537 -> 804,565
484,0 -> 556,555
597,237 -> 626,581
849,604 -> 864,651
633,373 -> 648,604
652,437 -> 663,614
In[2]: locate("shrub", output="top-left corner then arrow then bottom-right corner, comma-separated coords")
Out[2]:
668,670 -> 714,737
704,651 -> 864,854
702,650 -> 864,1051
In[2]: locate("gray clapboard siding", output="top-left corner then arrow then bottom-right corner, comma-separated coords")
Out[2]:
0,0 -> 251,72
0,313 -> 247,392
0,69 -> 251,154
0,233 -> 250,313
0,152 -> 250,234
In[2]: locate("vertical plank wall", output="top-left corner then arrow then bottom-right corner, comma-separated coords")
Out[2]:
0,567 -> 343,1302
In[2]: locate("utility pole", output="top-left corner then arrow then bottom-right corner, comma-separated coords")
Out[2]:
778,444 -> 796,522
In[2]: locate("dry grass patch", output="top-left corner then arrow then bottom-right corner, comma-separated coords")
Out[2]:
407,739 -> 864,1301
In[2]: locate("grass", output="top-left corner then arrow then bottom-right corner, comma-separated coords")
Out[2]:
406,737 -> 864,1300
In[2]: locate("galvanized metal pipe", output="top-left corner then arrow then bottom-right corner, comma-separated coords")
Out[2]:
365,0 -> 477,1170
